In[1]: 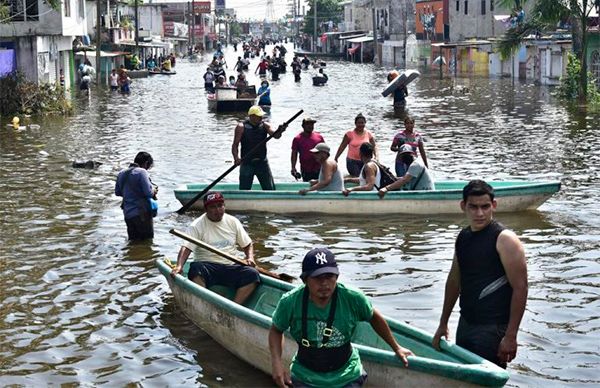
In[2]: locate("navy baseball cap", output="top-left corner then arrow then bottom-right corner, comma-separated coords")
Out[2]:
301,248 -> 339,280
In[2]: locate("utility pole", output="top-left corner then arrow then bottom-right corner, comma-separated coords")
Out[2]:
96,0 -> 101,84
135,0 -> 139,57
188,2 -> 191,52
191,0 -> 195,49
313,0 -> 317,52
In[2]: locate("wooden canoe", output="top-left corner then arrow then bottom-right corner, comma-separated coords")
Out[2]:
174,181 -> 561,214
156,259 -> 509,387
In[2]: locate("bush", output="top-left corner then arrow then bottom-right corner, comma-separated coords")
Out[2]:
0,71 -> 72,116
557,53 -> 600,109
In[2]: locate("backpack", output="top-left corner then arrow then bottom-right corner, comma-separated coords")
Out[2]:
373,160 -> 398,188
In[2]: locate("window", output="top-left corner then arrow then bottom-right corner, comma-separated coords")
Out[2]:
64,0 -> 71,17
481,0 -> 486,15
7,0 -> 39,21
464,1 -> 468,15
491,0 -> 494,12
456,1 -> 460,12
591,50 -> 600,88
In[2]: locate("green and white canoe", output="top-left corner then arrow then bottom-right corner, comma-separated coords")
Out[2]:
174,180 -> 560,214
157,259 -> 509,387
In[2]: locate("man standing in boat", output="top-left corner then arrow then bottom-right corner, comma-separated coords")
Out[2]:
232,105 -> 282,190
432,180 -> 528,368
269,247 -> 413,387
291,117 -> 324,182
170,192 -> 260,305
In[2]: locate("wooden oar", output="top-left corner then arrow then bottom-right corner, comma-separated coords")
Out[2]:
176,109 -> 304,214
170,228 -> 296,282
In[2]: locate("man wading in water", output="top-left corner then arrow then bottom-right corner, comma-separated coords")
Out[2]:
432,180 -> 528,368
269,248 -> 413,387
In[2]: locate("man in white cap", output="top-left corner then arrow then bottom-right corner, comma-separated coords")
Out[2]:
269,247 -> 413,387
231,105 -> 282,190
298,142 -> 344,195
378,144 -> 435,197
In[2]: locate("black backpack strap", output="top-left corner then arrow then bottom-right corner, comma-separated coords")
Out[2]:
301,285 -> 339,347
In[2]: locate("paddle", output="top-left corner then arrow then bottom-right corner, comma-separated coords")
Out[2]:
170,228 -> 296,282
176,109 -> 304,214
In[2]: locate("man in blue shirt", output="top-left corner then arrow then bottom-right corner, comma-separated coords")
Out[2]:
115,152 -> 158,240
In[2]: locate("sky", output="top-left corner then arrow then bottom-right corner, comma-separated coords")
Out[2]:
226,0 -> 309,21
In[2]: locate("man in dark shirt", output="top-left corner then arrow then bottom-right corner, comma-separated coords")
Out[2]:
115,152 -> 158,240
432,180 -> 528,368
231,105 -> 282,190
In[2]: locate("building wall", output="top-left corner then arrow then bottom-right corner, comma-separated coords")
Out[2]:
121,5 -> 165,36
0,1 -> 63,36
448,0 -> 517,41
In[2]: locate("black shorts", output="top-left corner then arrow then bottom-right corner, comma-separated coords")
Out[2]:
456,316 -> 508,368
188,261 -> 260,289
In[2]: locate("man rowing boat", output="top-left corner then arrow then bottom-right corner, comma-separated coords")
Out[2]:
232,105 -> 282,190
170,192 -> 259,305
269,248 -> 413,387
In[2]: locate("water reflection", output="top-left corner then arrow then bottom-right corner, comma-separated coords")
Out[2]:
0,43 -> 599,386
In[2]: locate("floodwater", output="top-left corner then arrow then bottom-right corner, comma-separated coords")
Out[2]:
0,43 -> 599,387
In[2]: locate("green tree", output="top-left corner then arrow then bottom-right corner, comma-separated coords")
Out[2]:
230,21 -> 242,38
497,0 -> 598,102
302,0 -> 342,36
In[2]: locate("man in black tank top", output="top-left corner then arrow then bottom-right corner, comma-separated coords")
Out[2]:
432,180 -> 528,368
232,105 -> 281,190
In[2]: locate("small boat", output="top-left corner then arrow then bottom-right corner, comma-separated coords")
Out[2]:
156,258 -> 509,387
312,75 -> 328,86
127,69 -> 149,79
149,69 -> 177,75
207,86 -> 257,112
174,181 -> 561,214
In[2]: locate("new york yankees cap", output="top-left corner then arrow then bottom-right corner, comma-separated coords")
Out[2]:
301,247 -> 339,280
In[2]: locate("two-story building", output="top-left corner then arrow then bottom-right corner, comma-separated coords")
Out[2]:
0,0 -> 87,88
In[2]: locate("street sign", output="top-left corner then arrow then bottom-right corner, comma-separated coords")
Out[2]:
216,0 -> 226,11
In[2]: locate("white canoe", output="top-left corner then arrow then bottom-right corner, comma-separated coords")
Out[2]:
157,259 -> 509,387
174,181 -> 561,215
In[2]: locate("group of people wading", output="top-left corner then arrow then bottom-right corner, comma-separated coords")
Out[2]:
232,105 -> 434,197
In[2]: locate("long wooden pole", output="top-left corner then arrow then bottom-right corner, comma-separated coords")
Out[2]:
176,109 -> 303,214
170,229 -> 296,282
96,0 -> 101,84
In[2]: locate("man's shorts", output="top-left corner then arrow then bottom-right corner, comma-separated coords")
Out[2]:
456,316 -> 508,368
188,261 -> 260,289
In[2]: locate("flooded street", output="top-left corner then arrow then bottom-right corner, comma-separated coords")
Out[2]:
1,43 -> 599,386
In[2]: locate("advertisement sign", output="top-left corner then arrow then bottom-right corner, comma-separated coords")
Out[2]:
216,0 -> 226,11
194,2 -> 211,14
194,24 -> 205,37
163,21 -> 175,36
415,0 -> 444,42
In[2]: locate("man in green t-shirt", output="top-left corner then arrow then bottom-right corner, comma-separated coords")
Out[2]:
268,248 -> 413,387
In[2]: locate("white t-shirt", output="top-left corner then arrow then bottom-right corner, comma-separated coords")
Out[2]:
183,213 -> 252,265
109,73 -> 119,87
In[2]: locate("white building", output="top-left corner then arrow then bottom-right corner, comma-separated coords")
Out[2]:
0,0 -> 87,87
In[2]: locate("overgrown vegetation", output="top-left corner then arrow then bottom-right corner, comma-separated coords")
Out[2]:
303,0 -> 342,35
556,53 -> 600,108
497,0 -> 599,103
0,72 -> 72,116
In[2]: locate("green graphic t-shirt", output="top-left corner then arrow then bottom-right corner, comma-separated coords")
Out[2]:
271,283 -> 374,387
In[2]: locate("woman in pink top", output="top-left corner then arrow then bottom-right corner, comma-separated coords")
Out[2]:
390,115 -> 428,177
334,113 -> 377,177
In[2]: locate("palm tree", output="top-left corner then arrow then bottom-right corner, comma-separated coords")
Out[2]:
497,0 -> 597,102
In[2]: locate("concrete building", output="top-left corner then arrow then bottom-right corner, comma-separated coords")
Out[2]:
0,0 -> 87,88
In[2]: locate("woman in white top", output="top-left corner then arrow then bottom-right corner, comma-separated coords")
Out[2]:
342,142 -> 381,196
